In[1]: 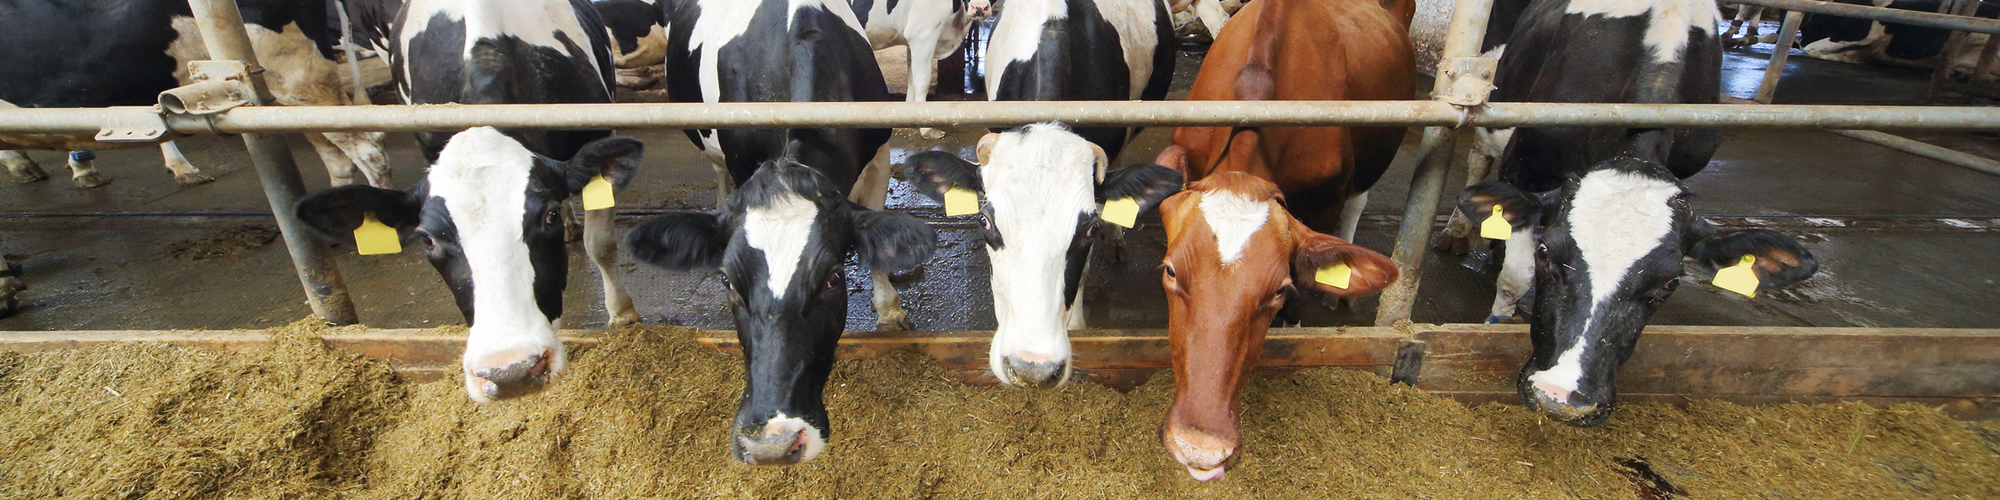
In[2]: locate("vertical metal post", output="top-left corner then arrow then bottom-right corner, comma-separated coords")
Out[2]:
1373,0 -> 1494,326
186,0 -> 358,324
1755,10 -> 1806,104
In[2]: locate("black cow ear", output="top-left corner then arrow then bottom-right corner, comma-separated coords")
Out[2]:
294,185 -> 423,244
1687,228 -> 1820,290
626,212 -> 727,271
1097,163 -> 1183,214
1457,181 -> 1542,233
851,209 -> 936,274
903,150 -> 982,203
563,136 -> 645,194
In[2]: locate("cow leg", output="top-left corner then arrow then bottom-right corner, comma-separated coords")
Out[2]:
1486,227 -> 1535,323
1193,0 -> 1231,39
2,151 -> 47,183
908,27 -> 948,140
0,246 -> 21,318
1441,128 -> 1508,264
66,151 -> 110,188
1338,191 -> 1368,243
159,141 -> 215,185
585,207 -> 639,328
562,199 -> 584,243
319,132 -> 392,188
854,142 -> 912,331
306,133 -> 363,186
699,130 -> 732,206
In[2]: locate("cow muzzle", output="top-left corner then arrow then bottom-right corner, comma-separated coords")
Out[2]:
968,0 -> 994,19
464,346 -> 559,402
1163,424 -> 1237,481
733,417 -> 826,465
1523,380 -> 1611,427
998,355 -> 1069,389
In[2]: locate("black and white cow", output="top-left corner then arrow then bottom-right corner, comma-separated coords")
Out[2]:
595,0 -> 670,71
0,0 -> 388,188
664,0 -> 918,330
905,123 -> 1182,387
852,0 -> 990,106
1458,0 -> 1819,425
1798,0 -> 2000,73
984,0 -> 1176,161
298,127 -> 643,403
307,0 -> 638,401
626,160 -> 935,465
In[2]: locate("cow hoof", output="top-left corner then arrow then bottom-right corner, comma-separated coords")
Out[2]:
71,173 -> 111,188
607,311 -> 641,329
173,172 -> 216,185
1432,233 -> 1469,255
875,310 -> 913,332
919,128 -> 947,140
9,167 -> 48,184
465,347 -> 556,402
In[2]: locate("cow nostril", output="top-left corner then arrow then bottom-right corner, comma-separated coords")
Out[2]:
1004,357 -> 1067,388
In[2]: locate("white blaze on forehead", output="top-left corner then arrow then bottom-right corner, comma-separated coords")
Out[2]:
743,191 -> 819,299
425,128 -> 559,361
981,124 -> 1098,361
1564,0 -> 1720,63
1527,169 -> 1680,396
1197,190 -> 1270,265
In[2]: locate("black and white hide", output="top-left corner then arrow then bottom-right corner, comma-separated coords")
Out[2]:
296,128 -> 643,403
664,0 -> 918,330
904,123 -> 1183,387
625,160 -> 936,465
0,0 -> 388,188
984,0 -> 1176,161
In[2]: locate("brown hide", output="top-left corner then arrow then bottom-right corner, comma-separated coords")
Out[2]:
1155,0 -> 1412,480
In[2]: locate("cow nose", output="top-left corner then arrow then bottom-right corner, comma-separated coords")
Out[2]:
1526,381 -> 1606,426
466,347 -> 554,402
733,420 -> 825,465
1002,356 -> 1068,388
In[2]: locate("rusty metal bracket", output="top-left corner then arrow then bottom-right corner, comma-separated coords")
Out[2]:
159,60 -> 258,115
93,107 -> 172,143
1435,56 -> 1499,108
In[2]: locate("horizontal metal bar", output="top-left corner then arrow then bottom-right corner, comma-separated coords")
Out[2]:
1830,129 -> 2000,177
1725,0 -> 2000,35
5,101 -> 2000,136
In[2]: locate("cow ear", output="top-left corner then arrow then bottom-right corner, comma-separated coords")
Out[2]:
1290,224 -> 1399,301
1097,163 -> 1184,216
1457,181 -> 1541,232
626,212 -> 727,271
562,136 -> 645,194
1154,145 -> 1191,178
294,185 -> 423,244
1687,228 -> 1820,291
903,150 -> 982,203
850,208 -> 936,274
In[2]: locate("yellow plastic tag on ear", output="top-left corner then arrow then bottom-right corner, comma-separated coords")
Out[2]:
1713,254 -> 1761,298
1102,198 -> 1141,228
581,175 -> 615,211
353,212 -> 401,256
1315,261 -> 1353,289
944,188 -> 979,216
1480,204 -> 1511,240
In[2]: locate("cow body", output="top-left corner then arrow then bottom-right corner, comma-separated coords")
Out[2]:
1799,0 -> 1998,67
0,0 -> 389,188
664,0 -> 917,331
1148,0 -> 1408,480
906,124 -> 1183,388
1459,0 -> 1819,426
853,0 -> 990,104
984,0 -> 1176,161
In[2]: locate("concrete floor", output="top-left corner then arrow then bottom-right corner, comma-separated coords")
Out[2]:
1,44 -> 1997,332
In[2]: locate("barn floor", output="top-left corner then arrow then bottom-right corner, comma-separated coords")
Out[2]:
1,45 -> 1997,333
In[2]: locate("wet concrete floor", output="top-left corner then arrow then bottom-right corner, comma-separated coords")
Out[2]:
1,44 -> 1997,333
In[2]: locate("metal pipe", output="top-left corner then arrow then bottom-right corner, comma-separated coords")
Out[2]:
1755,11 -> 1806,104
1374,0 -> 1495,327
186,0 -> 357,325
1829,129 -> 2000,177
1930,0 -> 1981,94
1974,28 -> 2000,84
9,101 -> 2000,134
1725,0 -> 2000,35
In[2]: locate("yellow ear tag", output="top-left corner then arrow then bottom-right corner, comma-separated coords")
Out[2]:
944,188 -> 979,216
1315,261 -> 1353,289
1713,254 -> 1761,298
581,175 -> 615,211
1101,197 -> 1141,228
1480,204 -> 1512,240
353,212 -> 401,256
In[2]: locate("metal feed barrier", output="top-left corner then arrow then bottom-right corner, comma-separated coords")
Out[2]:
1,0 -> 1996,414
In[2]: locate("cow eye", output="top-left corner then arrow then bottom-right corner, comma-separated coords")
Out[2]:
542,206 -> 562,226
1162,264 -> 1177,279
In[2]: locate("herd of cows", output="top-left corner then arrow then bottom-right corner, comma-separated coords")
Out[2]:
0,0 -> 1859,480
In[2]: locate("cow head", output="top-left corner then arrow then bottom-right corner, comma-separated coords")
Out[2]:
906,124 -> 1182,388
966,0 -> 995,19
626,160 -> 935,465
296,127 -> 642,403
1151,171 -> 1397,481
1460,157 -> 1818,426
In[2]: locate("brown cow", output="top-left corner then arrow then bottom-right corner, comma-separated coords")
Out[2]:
1151,0 -> 1413,480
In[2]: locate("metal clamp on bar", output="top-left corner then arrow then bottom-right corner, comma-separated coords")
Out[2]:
92,107 -> 172,143
1436,56 -> 1499,108
159,60 -> 257,115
